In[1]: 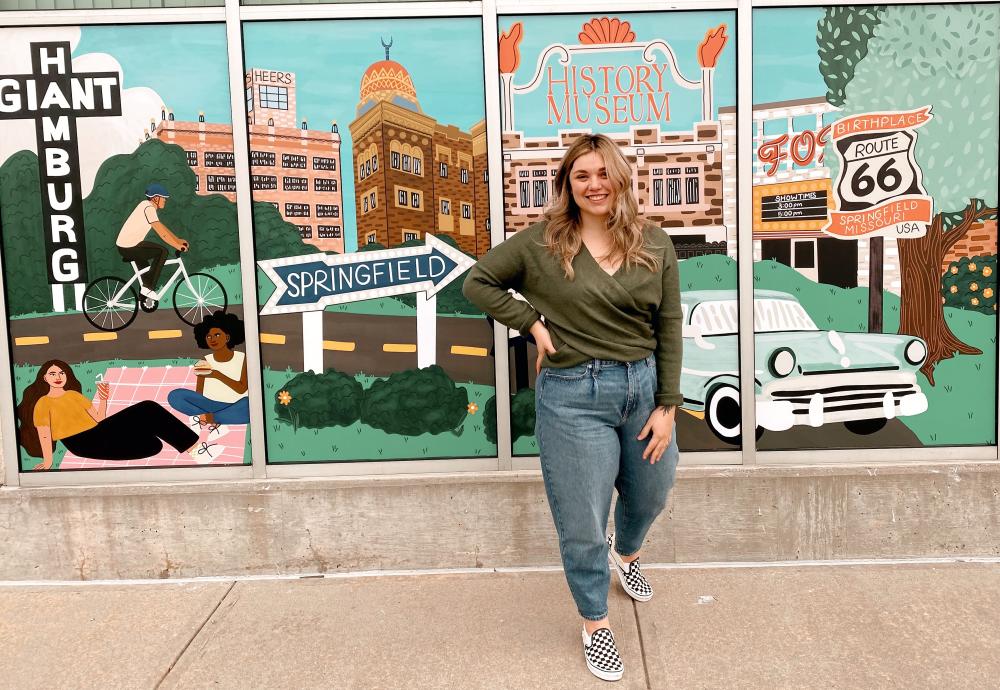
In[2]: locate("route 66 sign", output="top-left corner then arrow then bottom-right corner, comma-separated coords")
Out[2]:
822,107 -> 934,240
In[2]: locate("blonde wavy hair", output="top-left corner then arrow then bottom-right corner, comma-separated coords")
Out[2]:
542,134 -> 661,280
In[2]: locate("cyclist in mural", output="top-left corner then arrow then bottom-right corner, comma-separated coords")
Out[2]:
464,134 -> 682,682
16,360 -> 209,471
116,183 -> 190,308
168,311 -> 250,441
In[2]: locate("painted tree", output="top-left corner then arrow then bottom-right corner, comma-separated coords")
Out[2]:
834,4 -> 999,383
816,6 -> 885,108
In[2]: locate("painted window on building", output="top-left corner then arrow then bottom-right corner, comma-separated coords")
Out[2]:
259,85 -> 288,110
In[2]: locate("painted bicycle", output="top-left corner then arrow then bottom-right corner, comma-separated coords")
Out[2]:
82,250 -> 228,332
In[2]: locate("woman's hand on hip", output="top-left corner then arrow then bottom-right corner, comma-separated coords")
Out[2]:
638,405 -> 676,463
530,320 -> 557,375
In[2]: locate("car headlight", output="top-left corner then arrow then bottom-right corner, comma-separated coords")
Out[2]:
904,339 -> 927,366
768,348 -> 796,377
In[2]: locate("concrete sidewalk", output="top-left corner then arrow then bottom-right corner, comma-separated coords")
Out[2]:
2,562 -> 998,689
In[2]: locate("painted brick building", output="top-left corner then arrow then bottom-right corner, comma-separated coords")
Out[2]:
348,46 -> 490,258
501,124 -> 729,258
155,68 -> 345,253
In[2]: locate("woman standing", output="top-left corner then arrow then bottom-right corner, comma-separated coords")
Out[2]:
463,134 -> 682,682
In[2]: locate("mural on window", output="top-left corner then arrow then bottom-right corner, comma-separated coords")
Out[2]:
0,25 -> 251,471
243,19 -> 496,463
751,5 -> 998,449
496,12 -> 738,454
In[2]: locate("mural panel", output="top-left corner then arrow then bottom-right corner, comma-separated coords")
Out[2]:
752,5 -> 999,449
496,11 -> 739,454
243,18 -> 498,463
0,25 -> 252,471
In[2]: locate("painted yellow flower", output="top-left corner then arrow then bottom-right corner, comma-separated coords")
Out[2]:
969,262 -> 978,272
970,282 -> 980,292
984,266 -> 993,277
278,390 -> 292,406
950,266 -> 959,274
467,402 -> 479,414
971,297 -> 980,306
950,285 -> 958,294
985,288 -> 994,299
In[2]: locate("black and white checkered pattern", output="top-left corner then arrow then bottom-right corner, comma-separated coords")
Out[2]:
607,533 -> 653,602
582,627 -> 623,681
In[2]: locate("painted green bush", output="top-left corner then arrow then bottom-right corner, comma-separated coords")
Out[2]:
275,369 -> 364,429
942,256 -> 997,315
484,387 -> 536,445
361,365 -> 468,436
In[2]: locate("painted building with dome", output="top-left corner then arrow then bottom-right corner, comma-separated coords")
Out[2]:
349,43 -> 490,257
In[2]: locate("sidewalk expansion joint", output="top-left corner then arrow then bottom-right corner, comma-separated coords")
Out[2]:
155,580 -> 237,689
633,600 -> 652,690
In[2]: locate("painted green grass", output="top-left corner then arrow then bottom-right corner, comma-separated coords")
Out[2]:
678,254 -> 738,291
263,367 -> 498,462
513,435 -> 539,457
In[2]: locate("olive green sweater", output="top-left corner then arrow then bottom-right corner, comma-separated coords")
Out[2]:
462,222 -> 682,407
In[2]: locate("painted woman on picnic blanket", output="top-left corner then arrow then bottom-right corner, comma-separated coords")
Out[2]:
167,311 -> 249,441
17,359 -> 205,470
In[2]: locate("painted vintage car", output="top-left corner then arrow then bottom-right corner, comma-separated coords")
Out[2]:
681,289 -> 929,444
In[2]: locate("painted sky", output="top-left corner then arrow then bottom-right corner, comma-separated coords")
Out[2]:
502,11 -> 737,136
77,23 -> 233,124
244,18 -> 487,253
752,7 -> 827,104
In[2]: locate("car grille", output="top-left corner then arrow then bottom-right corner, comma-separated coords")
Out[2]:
769,382 -> 920,414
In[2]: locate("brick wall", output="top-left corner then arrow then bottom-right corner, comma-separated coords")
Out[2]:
943,220 -> 998,273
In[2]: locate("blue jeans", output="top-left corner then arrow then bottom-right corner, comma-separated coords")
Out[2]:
167,389 -> 251,425
535,355 -> 679,620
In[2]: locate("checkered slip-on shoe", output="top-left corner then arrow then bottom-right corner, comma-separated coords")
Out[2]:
582,627 -> 624,682
607,533 -> 653,602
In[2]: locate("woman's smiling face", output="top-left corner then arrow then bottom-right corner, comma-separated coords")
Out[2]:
44,365 -> 66,389
569,151 -> 616,221
205,327 -> 229,351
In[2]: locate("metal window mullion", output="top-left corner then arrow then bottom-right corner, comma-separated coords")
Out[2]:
0,6 -> 225,25
737,0 -> 755,465
239,1 -> 482,22
482,0 -> 513,471
753,0 -> 977,6
224,0 -> 267,478
497,0 -> 738,14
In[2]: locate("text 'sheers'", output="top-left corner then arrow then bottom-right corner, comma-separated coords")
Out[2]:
822,106 -> 933,240
0,41 -> 123,284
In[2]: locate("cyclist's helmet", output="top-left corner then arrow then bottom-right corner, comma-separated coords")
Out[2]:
145,183 -> 170,199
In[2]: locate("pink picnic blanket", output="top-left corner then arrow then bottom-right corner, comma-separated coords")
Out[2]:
58,365 -> 247,469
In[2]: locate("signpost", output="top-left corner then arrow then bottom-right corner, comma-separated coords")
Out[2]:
822,107 -> 934,332
0,41 -> 122,311
258,234 -> 475,372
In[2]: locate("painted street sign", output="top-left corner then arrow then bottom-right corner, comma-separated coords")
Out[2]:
0,41 -> 123,284
258,234 -> 475,315
822,106 -> 934,240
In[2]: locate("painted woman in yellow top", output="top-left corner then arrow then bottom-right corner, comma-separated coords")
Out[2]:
17,359 -> 208,470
